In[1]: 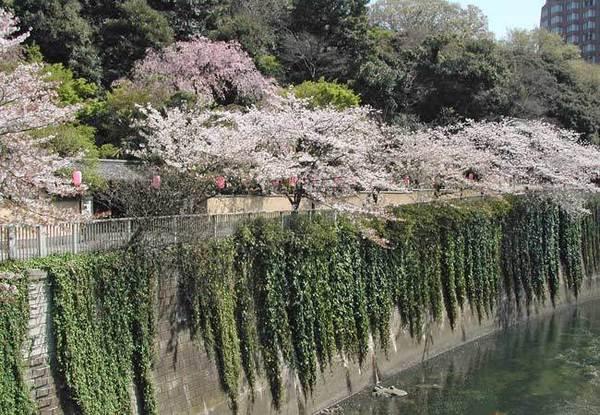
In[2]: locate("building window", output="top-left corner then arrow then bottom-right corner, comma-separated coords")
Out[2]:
551,15 -> 563,24
551,4 -> 564,13
568,23 -> 580,32
583,21 -> 596,29
584,9 -> 596,18
567,34 -> 580,43
567,1 -> 580,10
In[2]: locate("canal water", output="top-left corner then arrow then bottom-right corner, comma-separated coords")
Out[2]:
337,300 -> 600,415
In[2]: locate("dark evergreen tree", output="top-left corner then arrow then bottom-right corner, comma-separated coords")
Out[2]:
280,0 -> 370,82
9,0 -> 102,83
148,0 -> 232,38
100,0 -> 173,85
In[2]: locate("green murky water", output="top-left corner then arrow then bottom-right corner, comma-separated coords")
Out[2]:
337,300 -> 600,415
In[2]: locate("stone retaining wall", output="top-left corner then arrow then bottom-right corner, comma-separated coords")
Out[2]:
151,271 -> 600,415
22,270 -> 61,415
23,270 -> 600,415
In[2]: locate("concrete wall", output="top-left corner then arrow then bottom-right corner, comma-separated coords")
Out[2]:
151,271 -> 600,415
203,190 -> 484,215
22,270 -> 63,415
23,269 -> 600,415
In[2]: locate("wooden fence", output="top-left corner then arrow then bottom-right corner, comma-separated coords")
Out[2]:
0,211 -> 336,262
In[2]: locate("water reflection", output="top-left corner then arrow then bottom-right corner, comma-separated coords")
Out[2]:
339,301 -> 600,415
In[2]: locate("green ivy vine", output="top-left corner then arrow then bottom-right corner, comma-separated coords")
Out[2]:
178,194 -> 600,412
0,264 -> 35,415
45,249 -> 158,415
2,193 -> 599,415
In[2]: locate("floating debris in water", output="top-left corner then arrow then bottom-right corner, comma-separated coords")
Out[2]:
372,385 -> 408,398
317,405 -> 343,414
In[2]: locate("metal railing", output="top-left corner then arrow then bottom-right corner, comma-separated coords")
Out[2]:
0,210 -> 336,262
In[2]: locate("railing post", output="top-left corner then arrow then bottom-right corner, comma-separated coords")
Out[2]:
72,223 -> 80,254
127,219 -> 132,243
212,215 -> 218,238
172,217 -> 178,244
37,225 -> 47,258
7,226 -> 16,260
280,212 -> 284,229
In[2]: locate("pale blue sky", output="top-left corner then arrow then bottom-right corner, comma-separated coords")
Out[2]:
457,0 -> 547,38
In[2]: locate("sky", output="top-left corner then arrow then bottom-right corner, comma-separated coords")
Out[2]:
457,0 -> 547,38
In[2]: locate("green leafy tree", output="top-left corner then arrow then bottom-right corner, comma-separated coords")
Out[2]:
281,0 -> 370,82
410,36 -> 511,123
9,0 -> 102,83
290,78 -> 361,109
80,80 -> 171,150
100,0 -> 174,85
45,63 -> 98,104
355,32 -> 510,124
501,29 -> 600,143
369,0 -> 491,46
148,0 -> 232,37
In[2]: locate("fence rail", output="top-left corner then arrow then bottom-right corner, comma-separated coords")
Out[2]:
0,211 -> 336,262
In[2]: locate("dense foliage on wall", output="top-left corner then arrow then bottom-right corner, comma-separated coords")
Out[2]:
2,194 -> 598,414
0,266 -> 34,415
44,250 -> 159,415
178,195 -> 600,410
583,196 -> 600,278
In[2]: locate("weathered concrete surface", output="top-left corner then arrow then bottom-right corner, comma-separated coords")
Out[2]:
152,272 -> 600,415
22,270 -> 62,415
23,268 -> 600,415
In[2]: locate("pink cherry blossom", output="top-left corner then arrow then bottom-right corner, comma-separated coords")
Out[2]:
136,97 -> 400,211
391,119 -> 600,194
131,37 -> 273,106
138,99 -> 600,213
0,9 -> 79,224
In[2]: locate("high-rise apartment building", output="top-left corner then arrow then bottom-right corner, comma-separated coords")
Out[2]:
541,0 -> 600,62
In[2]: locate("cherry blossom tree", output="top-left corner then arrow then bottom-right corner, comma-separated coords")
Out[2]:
136,97 -> 399,211
0,9 -> 78,223
392,120 -> 600,195
131,37 -> 274,107
137,98 -> 600,213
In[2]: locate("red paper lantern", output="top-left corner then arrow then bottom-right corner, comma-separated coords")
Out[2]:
151,175 -> 161,189
288,176 -> 298,187
72,170 -> 82,187
215,176 -> 226,190
271,179 -> 281,188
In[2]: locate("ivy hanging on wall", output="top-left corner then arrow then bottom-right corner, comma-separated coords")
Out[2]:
177,195 -> 600,411
2,193 -> 599,415
582,195 -> 600,278
45,249 -> 159,415
0,265 -> 34,415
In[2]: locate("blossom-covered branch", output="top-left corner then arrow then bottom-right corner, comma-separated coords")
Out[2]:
0,8 -> 28,53
393,120 -> 600,193
0,9 -> 79,223
136,97 -> 399,210
138,99 -> 600,213
131,37 -> 273,106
